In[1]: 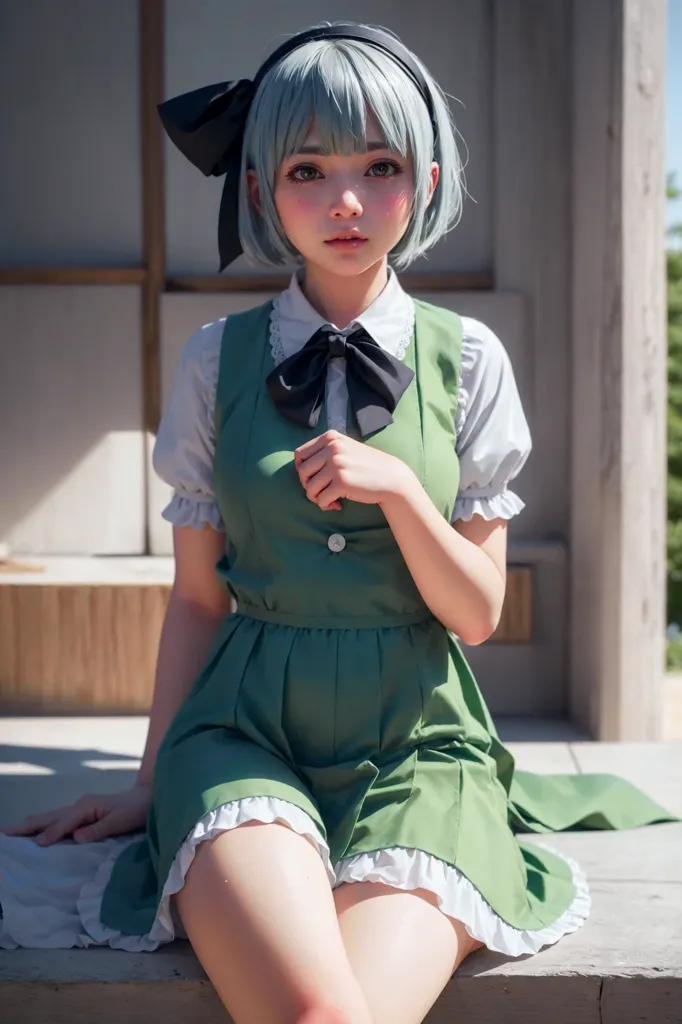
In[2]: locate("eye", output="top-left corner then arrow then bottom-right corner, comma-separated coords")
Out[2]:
286,164 -> 322,183
367,160 -> 402,178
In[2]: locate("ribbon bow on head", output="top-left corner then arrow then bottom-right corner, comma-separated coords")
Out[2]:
266,325 -> 415,438
158,79 -> 255,271
156,24 -> 438,271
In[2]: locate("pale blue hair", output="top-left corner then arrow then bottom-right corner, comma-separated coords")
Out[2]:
238,23 -> 465,270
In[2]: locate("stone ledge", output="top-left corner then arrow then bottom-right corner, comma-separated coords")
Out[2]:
2,828 -> 680,1023
1,723 -> 680,1022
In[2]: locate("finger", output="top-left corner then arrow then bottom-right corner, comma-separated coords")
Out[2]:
75,803 -> 144,843
0,809 -> 61,836
298,450 -> 329,488
73,812 -> 117,844
305,468 -> 334,503
37,802 -> 97,846
316,481 -> 345,511
294,430 -> 340,466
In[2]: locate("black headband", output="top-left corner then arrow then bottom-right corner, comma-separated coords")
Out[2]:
157,24 -> 438,270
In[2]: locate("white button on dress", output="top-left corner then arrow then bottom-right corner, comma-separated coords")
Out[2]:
327,533 -> 346,553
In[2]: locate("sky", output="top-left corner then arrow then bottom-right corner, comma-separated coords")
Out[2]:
668,1 -> 682,226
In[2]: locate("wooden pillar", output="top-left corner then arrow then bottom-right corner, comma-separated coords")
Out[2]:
139,0 -> 165,552
570,0 -> 668,739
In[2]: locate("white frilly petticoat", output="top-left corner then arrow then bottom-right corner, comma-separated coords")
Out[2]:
0,795 -> 590,957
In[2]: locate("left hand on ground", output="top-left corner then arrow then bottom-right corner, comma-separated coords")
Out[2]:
294,430 -> 414,511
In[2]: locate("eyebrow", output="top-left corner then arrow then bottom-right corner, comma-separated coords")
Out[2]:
294,141 -> 392,155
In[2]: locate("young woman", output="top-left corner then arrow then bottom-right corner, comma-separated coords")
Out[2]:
1,21 -> 676,1024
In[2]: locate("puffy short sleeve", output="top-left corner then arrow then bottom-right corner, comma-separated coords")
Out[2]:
152,318 -> 226,531
452,318 -> 532,522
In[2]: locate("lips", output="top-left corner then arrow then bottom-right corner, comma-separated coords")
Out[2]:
324,233 -> 368,248
325,232 -> 367,242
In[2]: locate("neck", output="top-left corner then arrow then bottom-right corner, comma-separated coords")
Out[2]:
299,258 -> 390,329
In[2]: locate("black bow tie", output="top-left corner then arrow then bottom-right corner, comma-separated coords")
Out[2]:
265,325 -> 415,438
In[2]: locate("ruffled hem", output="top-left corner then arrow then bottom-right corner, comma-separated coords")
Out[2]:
77,797 -> 333,952
2,797 -> 589,958
161,493 -> 225,531
452,488 -> 526,522
336,842 -> 591,957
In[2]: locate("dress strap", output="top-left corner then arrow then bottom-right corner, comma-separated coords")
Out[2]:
213,299 -> 274,437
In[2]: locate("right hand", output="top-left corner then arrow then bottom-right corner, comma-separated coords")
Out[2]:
0,783 -> 153,846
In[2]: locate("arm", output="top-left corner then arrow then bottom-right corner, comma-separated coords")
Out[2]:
379,482 -> 507,644
136,524 -> 231,788
295,433 -> 507,645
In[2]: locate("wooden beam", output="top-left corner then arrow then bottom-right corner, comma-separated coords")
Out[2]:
139,0 -> 165,437
570,0 -> 667,740
0,268 -> 147,285
166,271 -> 494,294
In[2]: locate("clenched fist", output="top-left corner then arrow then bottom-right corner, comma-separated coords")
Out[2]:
294,430 -> 415,511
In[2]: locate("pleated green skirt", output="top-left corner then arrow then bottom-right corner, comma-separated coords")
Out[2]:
99,609 -> 677,941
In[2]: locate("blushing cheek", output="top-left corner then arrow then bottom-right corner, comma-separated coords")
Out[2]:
382,188 -> 411,224
280,192 -> 317,230
294,195 -> 320,220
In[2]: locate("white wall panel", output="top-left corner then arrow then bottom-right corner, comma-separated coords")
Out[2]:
0,0 -> 141,266
0,286 -> 144,554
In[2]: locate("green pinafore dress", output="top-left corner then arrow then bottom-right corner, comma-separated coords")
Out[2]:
98,298 -> 677,950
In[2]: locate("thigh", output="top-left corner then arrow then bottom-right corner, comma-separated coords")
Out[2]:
333,880 -> 485,1024
175,821 -> 373,1024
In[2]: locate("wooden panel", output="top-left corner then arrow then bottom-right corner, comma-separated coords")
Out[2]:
0,0 -> 141,266
164,0 -> 493,276
0,286 -> 145,554
493,567 -> 532,643
570,0 -> 667,740
0,583 -> 170,713
0,564 -> 531,713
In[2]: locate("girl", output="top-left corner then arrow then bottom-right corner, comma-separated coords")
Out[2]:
0,21 -> 677,1024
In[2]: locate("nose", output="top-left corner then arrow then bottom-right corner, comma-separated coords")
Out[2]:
330,188 -> 363,219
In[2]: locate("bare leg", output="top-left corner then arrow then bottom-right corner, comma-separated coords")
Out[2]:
174,822 -> 374,1024
334,880 -> 485,1024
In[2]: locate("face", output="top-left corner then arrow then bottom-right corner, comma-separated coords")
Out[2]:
248,114 -> 438,277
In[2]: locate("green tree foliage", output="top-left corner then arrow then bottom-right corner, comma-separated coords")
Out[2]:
667,174 -> 682,642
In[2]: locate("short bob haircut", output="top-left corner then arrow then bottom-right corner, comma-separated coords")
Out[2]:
238,22 -> 465,270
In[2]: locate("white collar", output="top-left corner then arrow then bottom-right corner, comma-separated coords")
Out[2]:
269,266 -> 415,365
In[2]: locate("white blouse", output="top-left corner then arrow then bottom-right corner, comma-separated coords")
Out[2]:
153,268 -> 532,529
